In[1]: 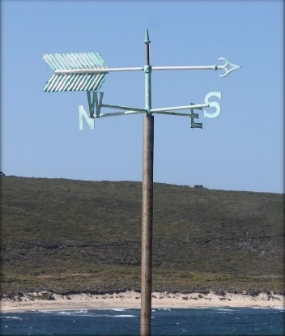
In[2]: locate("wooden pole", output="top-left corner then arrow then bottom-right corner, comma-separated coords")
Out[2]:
140,29 -> 154,336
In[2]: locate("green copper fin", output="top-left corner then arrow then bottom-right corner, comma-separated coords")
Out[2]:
43,52 -> 108,92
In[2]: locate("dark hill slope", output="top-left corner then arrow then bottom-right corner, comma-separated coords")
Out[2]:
1,176 -> 284,294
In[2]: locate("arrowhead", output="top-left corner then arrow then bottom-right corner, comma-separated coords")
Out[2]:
144,29 -> 151,44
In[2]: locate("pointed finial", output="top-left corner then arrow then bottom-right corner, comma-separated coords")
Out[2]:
144,29 -> 151,44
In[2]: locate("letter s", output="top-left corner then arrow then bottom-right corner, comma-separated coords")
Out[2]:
203,91 -> 222,118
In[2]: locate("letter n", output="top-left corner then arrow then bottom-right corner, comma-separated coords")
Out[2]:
78,105 -> 95,131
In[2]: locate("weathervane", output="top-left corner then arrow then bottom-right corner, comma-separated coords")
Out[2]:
43,29 -> 241,336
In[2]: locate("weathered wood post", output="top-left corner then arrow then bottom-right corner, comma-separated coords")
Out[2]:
140,29 -> 154,336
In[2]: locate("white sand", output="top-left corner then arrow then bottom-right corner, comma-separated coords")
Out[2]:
1,291 -> 284,313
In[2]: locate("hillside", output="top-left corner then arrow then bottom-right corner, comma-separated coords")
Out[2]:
1,176 -> 284,295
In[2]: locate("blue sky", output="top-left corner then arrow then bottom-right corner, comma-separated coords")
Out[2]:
1,1 -> 283,193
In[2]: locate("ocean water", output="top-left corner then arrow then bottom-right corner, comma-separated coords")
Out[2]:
0,307 -> 284,336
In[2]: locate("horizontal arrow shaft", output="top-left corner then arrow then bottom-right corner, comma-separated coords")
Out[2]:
152,65 -> 217,71
54,65 -> 219,75
47,56 -> 240,78
55,67 -> 143,74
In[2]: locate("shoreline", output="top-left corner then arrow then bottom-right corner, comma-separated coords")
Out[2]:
1,291 -> 284,313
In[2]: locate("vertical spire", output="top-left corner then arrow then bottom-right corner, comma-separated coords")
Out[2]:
144,29 -> 151,44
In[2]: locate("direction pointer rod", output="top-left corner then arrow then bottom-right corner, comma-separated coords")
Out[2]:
54,65 -> 216,74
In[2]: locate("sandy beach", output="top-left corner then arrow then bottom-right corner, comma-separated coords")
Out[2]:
1,291 -> 284,313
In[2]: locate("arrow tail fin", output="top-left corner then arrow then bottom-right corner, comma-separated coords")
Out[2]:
43,52 -> 107,92
43,73 -> 107,92
43,52 -> 107,71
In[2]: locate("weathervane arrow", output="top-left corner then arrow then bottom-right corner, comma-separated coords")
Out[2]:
43,55 -> 242,92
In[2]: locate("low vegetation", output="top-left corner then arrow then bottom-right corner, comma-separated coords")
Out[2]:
1,176 -> 284,295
